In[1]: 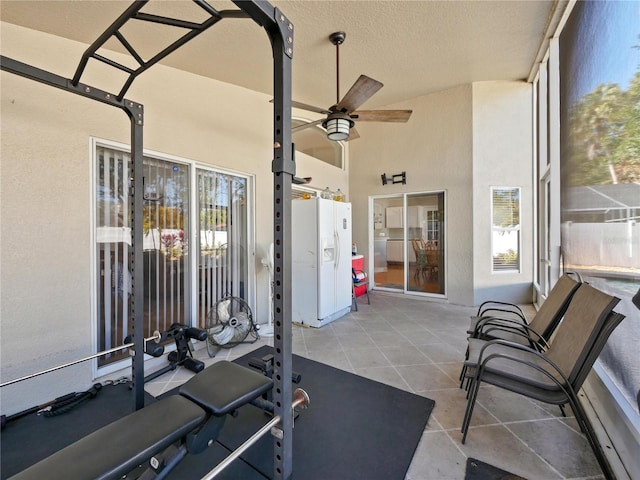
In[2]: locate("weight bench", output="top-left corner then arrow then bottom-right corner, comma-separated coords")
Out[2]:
9,361 -> 274,480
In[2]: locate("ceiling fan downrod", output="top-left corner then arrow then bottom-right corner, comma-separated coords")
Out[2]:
329,31 -> 346,106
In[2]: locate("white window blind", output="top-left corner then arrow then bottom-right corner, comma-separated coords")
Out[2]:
491,187 -> 521,272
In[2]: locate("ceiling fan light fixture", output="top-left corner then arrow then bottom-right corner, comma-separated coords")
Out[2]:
323,114 -> 354,141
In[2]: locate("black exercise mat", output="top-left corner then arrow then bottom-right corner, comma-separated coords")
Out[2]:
465,457 -> 526,480
210,345 -> 434,480
0,382 -> 156,479
3,348 -> 434,480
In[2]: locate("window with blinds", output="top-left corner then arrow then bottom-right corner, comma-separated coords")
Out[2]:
491,187 -> 521,272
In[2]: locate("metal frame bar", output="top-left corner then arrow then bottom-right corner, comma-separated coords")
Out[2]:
2,0 -> 294,476
230,3 -> 295,478
0,55 -> 146,412
70,0 -> 249,101
0,333 -> 161,389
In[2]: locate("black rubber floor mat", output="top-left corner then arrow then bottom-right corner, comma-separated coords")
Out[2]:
465,457 -> 527,480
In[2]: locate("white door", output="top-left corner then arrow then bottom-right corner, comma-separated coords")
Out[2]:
335,201 -> 353,311
317,198 -> 337,319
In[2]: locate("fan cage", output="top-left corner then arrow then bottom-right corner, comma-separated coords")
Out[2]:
205,294 -> 260,357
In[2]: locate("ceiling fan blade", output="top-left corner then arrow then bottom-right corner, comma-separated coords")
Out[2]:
270,99 -> 331,115
292,100 -> 332,115
335,75 -> 383,113
292,119 -> 324,133
345,127 -> 360,141
351,110 -> 413,123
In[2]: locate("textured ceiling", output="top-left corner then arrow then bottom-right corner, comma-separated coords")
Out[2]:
0,0 -> 561,110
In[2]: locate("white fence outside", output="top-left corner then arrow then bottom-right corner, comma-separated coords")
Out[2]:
562,222 -> 640,270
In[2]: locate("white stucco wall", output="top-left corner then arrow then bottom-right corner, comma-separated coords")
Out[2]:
350,85 -> 475,305
471,81 -> 534,305
0,23 -> 348,414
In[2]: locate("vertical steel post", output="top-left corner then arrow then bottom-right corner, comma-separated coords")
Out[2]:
232,2 -> 295,478
270,28 -> 295,478
124,101 -> 145,411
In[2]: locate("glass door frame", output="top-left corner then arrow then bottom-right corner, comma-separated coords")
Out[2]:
368,191 -> 447,298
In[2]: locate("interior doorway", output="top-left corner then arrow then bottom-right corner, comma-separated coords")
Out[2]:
371,192 -> 445,296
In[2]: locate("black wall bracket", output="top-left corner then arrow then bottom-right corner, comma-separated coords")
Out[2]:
381,171 -> 406,185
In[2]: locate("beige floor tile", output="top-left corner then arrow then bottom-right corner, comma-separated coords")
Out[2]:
507,418 -> 602,478
474,386 -> 557,423
426,388 -> 500,430
405,431 -> 467,480
369,330 -> 415,348
451,424 -> 562,479
417,342 -> 466,363
379,345 -> 432,366
345,346 -> 392,369
396,364 -> 460,391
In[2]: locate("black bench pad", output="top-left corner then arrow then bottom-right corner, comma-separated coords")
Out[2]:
9,395 -> 205,480
180,361 -> 273,416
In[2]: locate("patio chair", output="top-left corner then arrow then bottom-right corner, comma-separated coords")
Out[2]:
459,273 -> 583,386
460,283 -> 623,480
352,267 -> 370,311
411,239 -> 427,281
468,272 -> 582,348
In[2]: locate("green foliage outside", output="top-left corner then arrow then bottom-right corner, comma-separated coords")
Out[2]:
566,63 -> 640,186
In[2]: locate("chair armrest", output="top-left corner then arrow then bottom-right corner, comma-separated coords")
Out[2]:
474,339 -> 571,390
482,322 -> 550,351
352,269 -> 368,283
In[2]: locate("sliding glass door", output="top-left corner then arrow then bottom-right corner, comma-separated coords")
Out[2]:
94,143 -> 252,372
371,192 -> 446,296
196,168 -> 248,328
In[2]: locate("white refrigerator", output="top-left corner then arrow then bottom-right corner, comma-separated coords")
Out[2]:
292,197 -> 352,328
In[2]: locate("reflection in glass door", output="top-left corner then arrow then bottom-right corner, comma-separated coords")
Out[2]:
406,193 -> 445,294
142,158 -> 190,338
95,147 -> 190,368
196,169 -> 249,328
373,196 -> 404,291
372,192 -> 445,296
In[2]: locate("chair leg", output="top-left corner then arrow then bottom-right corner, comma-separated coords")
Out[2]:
459,364 -> 468,387
461,373 -> 482,443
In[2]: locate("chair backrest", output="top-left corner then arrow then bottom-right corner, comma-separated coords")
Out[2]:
426,249 -> 438,266
571,310 -> 625,391
546,283 -> 620,385
528,273 -> 582,339
411,239 -> 420,255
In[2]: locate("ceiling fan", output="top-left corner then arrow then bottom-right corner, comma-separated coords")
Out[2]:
292,31 -> 412,142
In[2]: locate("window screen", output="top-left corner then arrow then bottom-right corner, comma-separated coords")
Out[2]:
559,0 -> 639,413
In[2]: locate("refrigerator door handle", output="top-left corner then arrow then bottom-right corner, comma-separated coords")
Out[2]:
334,230 -> 340,271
